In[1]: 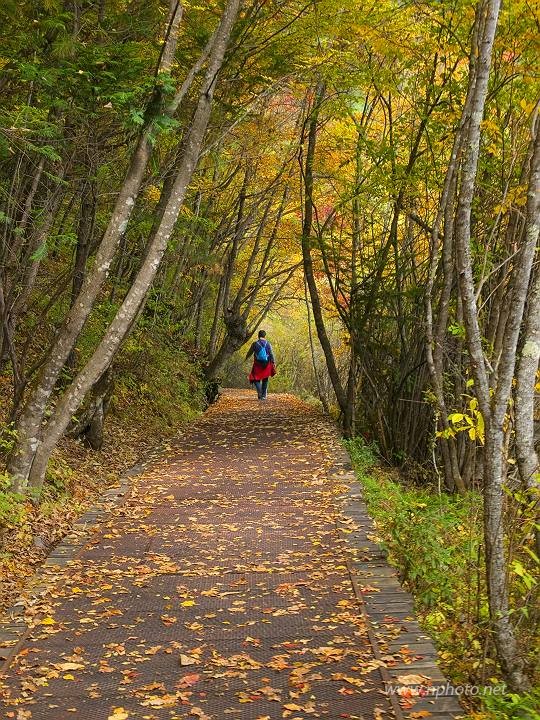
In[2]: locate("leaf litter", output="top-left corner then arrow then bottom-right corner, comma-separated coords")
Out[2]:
0,391 -> 397,719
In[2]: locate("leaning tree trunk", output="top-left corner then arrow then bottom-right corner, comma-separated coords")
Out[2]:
23,0 -> 243,494
7,1 -> 192,491
204,309 -> 250,381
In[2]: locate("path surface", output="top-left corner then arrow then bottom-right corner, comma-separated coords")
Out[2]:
0,391 -> 436,719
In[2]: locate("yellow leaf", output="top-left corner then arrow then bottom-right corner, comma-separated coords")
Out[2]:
181,600 -> 196,607
41,617 -> 55,625
396,674 -> 428,685
108,709 -> 129,720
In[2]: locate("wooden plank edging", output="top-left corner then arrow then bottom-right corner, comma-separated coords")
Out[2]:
329,442 -> 467,719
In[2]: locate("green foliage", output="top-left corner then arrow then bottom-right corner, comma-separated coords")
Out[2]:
345,436 -> 378,473
115,333 -> 205,430
0,473 -> 25,531
0,425 -> 17,455
481,687 -> 540,720
345,436 -> 481,608
345,437 -> 539,711
43,456 -> 74,500
30,242 -> 48,262
64,294 -> 206,434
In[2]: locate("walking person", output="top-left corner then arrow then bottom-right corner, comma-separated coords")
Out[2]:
246,330 -> 276,400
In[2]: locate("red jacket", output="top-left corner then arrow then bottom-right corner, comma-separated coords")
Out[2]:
247,339 -> 276,382
249,359 -> 276,382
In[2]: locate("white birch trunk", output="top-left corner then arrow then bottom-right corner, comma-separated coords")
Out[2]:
8,2 -> 186,491
24,0 -> 242,492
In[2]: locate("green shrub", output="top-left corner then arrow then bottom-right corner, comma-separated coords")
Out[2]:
114,333 -> 204,429
0,473 -> 25,531
344,437 -> 539,715
0,424 -> 17,455
43,456 -> 74,500
345,436 -> 482,609
481,688 -> 540,720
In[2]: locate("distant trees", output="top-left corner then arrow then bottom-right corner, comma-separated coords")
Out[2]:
203,121 -> 300,381
300,81 -> 357,438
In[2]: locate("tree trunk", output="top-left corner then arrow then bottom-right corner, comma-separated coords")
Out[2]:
66,178 -> 98,369
68,365 -> 115,450
205,309 -> 249,380
300,81 -> 348,416
23,0 -> 242,494
515,267 -> 540,492
483,115 -> 539,693
453,0 -> 531,691
304,276 -> 328,413
343,344 -> 356,439
425,119 -> 467,493
71,178 -> 97,305
208,272 -> 227,358
7,1 -> 189,491
513,117 -> 540,557
515,263 -> 540,558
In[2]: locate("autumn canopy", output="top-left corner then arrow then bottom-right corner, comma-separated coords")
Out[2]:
0,0 -> 539,711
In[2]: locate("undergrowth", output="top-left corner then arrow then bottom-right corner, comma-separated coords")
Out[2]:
344,437 -> 540,720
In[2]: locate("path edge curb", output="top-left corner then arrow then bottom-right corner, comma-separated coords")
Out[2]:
0,432 -> 181,676
329,439 -> 466,720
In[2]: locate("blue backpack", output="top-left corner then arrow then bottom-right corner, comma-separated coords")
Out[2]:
255,340 -> 269,363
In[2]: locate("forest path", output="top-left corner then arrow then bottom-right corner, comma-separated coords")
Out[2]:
0,390 -> 454,719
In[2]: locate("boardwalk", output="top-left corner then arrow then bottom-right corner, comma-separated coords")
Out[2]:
0,391 -> 459,719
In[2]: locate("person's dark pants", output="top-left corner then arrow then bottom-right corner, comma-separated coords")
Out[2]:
254,378 -> 268,399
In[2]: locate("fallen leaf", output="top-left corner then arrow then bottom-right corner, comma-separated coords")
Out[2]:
108,710 -> 129,720
56,662 -> 85,671
396,674 -> 428,685
179,654 -> 198,666
190,708 -> 211,720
